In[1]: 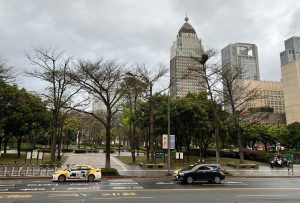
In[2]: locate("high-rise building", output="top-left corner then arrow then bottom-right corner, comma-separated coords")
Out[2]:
280,36 -> 300,124
221,43 -> 260,80
170,16 -> 205,97
241,80 -> 285,114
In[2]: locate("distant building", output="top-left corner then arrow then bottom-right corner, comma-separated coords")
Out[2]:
170,16 -> 205,97
221,43 -> 260,80
241,80 -> 285,114
280,36 -> 300,124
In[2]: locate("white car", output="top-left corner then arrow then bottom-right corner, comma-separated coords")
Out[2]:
52,164 -> 102,182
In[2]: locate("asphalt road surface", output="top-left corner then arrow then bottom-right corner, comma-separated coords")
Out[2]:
1,178 -> 300,202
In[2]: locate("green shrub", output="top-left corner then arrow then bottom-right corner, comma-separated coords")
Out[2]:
74,149 -> 86,153
103,149 -> 115,153
101,168 -> 119,176
62,149 -> 73,153
254,151 -> 274,163
87,149 -> 99,153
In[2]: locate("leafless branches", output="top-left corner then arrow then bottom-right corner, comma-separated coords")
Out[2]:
0,56 -> 15,83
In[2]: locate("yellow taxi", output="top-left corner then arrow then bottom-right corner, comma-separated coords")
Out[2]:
52,164 -> 102,182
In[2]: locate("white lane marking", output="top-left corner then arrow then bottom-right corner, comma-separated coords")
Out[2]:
27,183 -> 58,186
110,182 -> 138,185
112,186 -> 143,190
237,195 -> 288,197
107,179 -> 134,182
0,189 -> 8,191
156,182 -> 175,185
94,197 -> 153,200
49,194 -> 80,197
0,184 -> 15,187
69,183 -> 90,186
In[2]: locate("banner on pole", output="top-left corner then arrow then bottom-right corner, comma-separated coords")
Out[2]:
162,134 -> 175,149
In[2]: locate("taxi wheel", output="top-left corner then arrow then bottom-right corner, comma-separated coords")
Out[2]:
58,175 -> 66,182
88,174 -> 95,182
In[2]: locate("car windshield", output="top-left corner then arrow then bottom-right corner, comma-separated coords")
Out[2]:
181,165 -> 195,171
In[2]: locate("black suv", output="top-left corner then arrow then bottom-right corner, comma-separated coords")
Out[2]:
174,164 -> 225,184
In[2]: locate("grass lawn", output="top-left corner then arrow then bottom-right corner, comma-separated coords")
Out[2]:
0,152 -> 65,166
116,155 -> 266,169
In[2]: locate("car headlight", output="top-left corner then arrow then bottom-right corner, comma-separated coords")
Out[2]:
178,172 -> 184,176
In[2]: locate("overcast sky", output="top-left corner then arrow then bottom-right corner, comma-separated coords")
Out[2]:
1,0 -> 300,92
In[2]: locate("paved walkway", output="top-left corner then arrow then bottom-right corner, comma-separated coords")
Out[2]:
224,165 -> 299,177
62,152 -> 170,177
62,152 -> 300,178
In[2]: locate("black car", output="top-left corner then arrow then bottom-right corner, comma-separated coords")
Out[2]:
174,164 -> 225,184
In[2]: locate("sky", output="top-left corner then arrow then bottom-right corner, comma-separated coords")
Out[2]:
0,0 -> 300,92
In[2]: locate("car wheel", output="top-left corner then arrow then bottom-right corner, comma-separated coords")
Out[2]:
214,176 -> 221,184
58,175 -> 66,182
88,174 -> 95,182
186,176 -> 193,184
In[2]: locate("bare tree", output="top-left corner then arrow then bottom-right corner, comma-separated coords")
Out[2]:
219,65 -> 260,163
26,47 -> 79,163
68,58 -> 133,168
0,56 -> 15,83
123,72 -> 147,164
189,49 -> 222,163
132,64 -> 168,163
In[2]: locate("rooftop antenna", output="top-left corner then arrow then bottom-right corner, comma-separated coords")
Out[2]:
185,12 -> 189,22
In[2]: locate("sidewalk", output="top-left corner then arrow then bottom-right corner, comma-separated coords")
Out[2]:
223,165 -> 300,177
62,152 -> 300,178
62,152 -> 171,177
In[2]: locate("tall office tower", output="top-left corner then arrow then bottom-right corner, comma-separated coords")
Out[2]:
280,36 -> 300,124
221,43 -> 260,80
170,16 -> 205,97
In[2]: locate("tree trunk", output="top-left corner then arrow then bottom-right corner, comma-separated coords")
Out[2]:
236,122 -> 244,163
214,126 -> 220,163
17,137 -> 22,158
0,137 -> 2,155
3,136 -> 8,154
105,108 -> 112,168
149,85 -> 155,163
51,110 -> 58,163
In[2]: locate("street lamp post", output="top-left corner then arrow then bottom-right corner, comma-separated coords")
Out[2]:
167,87 -> 171,175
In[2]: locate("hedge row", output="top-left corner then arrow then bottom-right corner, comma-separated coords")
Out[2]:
101,168 -> 119,176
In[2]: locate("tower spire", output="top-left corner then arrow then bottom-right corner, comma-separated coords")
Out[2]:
184,12 -> 189,22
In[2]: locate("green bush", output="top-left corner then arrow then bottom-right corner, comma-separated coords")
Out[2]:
62,149 -> 73,153
74,149 -> 86,153
101,168 -> 119,176
254,151 -> 275,163
103,149 -> 116,153
87,149 -> 99,153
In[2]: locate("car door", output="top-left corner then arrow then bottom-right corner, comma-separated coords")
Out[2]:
195,166 -> 212,180
68,166 -> 81,179
80,166 -> 90,178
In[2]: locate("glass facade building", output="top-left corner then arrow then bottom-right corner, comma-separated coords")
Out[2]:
280,36 -> 300,65
221,43 -> 260,80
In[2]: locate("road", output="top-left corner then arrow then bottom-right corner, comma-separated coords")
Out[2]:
0,178 -> 300,202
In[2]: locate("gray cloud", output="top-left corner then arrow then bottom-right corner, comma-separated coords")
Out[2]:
0,0 -> 299,91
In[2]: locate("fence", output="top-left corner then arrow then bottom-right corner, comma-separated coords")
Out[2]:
0,164 -> 57,177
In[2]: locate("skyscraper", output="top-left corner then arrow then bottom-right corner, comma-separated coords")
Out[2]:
280,36 -> 300,124
170,16 -> 205,97
221,43 -> 260,80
